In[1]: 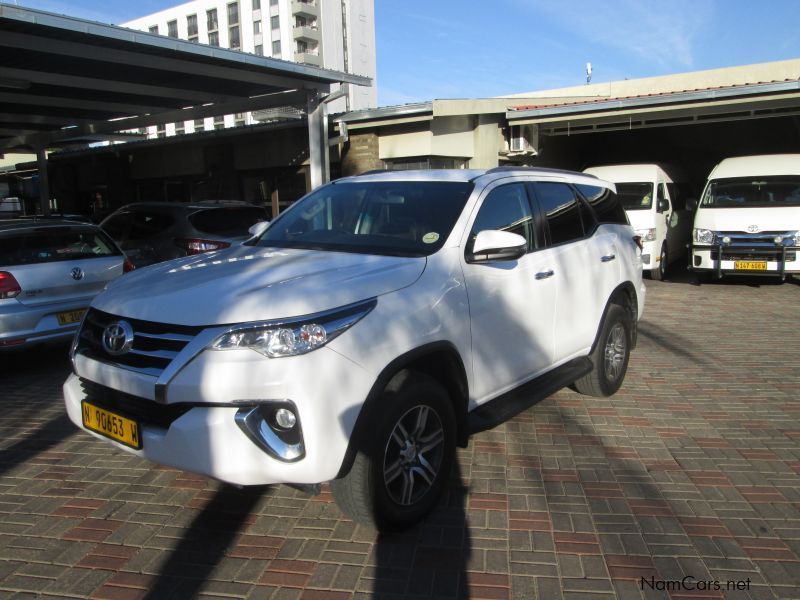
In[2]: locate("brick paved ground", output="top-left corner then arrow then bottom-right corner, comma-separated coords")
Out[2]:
1,271 -> 799,599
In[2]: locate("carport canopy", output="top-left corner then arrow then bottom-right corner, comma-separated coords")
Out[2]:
0,3 -> 370,213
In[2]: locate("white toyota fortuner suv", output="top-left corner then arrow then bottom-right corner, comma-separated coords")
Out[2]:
64,168 -> 645,530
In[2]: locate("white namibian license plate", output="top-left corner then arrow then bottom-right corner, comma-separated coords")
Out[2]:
734,260 -> 767,271
56,309 -> 85,326
81,401 -> 142,449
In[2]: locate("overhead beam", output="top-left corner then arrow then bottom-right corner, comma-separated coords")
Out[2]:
0,66 -> 241,105
0,112 -> 95,127
0,31 -> 331,94
0,89 -> 311,151
0,91 -> 175,116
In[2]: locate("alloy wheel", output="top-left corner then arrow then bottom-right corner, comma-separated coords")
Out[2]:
603,323 -> 627,383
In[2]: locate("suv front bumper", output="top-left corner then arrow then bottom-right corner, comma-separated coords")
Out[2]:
64,343 -> 370,487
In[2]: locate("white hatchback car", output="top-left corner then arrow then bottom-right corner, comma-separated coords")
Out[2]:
64,168 -> 645,530
0,220 -> 131,350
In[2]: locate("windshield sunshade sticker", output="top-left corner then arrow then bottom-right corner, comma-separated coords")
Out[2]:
422,232 -> 440,244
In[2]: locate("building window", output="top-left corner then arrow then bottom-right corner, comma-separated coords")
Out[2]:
227,2 -> 240,25
229,25 -> 241,49
167,20 -> 178,38
234,113 -> 246,127
187,14 -> 198,36
254,44 -> 263,55
253,0 -> 261,8
207,9 -> 218,31
270,15 -> 280,30
175,122 -> 186,135
194,119 -> 204,132
148,25 -> 159,34
272,40 -> 281,55
213,115 -> 225,130
208,31 -> 219,46
270,0 -> 278,5
296,40 -> 307,53
156,124 -> 166,138
254,20 -> 262,34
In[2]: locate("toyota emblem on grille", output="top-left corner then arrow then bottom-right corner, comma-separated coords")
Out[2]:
747,224 -> 760,233
102,321 -> 134,356
70,267 -> 84,280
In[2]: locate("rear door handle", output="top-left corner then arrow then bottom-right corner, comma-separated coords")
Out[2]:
535,269 -> 554,280
601,254 -> 616,262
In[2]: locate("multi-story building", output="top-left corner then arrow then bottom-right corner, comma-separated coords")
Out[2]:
122,0 -> 376,138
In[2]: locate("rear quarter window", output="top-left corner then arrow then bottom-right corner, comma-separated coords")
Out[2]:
576,184 -> 629,225
189,207 -> 268,236
0,228 -> 121,267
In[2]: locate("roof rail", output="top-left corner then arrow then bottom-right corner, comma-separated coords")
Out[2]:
484,166 -> 597,178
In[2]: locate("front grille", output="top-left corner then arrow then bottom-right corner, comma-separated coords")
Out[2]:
711,249 -> 797,262
80,378 -> 192,430
76,308 -> 204,376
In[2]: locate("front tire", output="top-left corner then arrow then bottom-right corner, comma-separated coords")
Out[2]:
572,303 -> 631,397
331,371 -> 456,531
650,244 -> 667,280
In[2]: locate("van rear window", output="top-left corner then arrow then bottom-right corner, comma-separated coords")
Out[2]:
0,228 -> 121,267
615,183 -> 654,211
701,176 -> 800,208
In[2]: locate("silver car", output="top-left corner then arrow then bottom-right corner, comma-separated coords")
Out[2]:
0,220 -> 130,350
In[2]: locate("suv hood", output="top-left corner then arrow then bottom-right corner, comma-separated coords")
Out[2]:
93,246 -> 426,325
695,206 -> 800,232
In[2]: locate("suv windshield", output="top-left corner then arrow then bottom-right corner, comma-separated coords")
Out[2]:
615,183 -> 654,210
701,176 -> 800,208
0,227 -> 121,267
255,181 -> 474,257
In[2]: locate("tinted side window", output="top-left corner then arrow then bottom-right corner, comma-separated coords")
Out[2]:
128,211 -> 175,241
102,212 -> 132,240
666,183 -> 685,210
189,207 -> 267,236
469,183 -> 534,252
533,182 -> 584,246
576,184 -> 628,225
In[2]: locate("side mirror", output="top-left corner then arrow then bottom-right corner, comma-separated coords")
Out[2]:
248,221 -> 270,237
467,230 -> 527,263
685,197 -> 698,211
657,199 -> 670,213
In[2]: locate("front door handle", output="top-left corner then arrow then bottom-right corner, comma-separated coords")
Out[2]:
601,254 -> 616,262
535,269 -> 554,280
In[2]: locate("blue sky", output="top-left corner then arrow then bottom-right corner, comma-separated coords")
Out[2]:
10,0 -> 800,106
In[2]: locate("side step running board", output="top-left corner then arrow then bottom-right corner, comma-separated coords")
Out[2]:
467,357 -> 593,435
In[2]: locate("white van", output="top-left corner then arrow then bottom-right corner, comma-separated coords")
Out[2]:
691,155 -> 800,280
584,164 -> 692,280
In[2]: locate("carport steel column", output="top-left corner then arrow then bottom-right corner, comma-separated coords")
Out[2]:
307,90 -> 329,190
36,147 -> 50,216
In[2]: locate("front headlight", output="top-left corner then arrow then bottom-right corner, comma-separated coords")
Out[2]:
693,228 -> 716,244
210,298 -> 376,357
635,228 -> 656,242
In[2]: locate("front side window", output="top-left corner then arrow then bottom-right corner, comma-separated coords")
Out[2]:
1,229 -> 121,266
615,182 -> 653,210
533,182 -> 585,246
256,181 -> 474,257
701,176 -> 800,208
469,184 -> 534,253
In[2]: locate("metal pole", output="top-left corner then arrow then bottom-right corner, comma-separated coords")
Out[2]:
307,91 -> 329,190
36,147 -> 51,216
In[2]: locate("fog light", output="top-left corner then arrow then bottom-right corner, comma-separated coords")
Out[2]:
274,408 -> 297,430
694,255 -> 702,266
722,236 -> 731,244
775,236 -> 783,244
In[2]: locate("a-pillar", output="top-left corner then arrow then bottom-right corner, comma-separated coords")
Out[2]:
36,147 -> 51,216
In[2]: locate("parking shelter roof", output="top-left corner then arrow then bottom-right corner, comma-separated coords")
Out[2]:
0,3 -> 370,152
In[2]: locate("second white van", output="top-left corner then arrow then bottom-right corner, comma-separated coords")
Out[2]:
584,164 -> 692,280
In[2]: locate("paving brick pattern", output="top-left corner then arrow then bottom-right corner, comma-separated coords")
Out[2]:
1,273 -> 799,598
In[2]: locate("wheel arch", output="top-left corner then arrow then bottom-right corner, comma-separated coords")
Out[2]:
336,341 -> 469,479
590,282 -> 638,354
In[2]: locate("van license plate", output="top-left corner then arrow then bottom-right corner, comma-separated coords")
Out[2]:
81,401 -> 142,449
734,261 -> 767,271
57,309 -> 85,325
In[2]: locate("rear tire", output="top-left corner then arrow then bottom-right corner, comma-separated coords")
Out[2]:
572,304 -> 631,397
650,244 -> 667,280
331,370 -> 456,532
